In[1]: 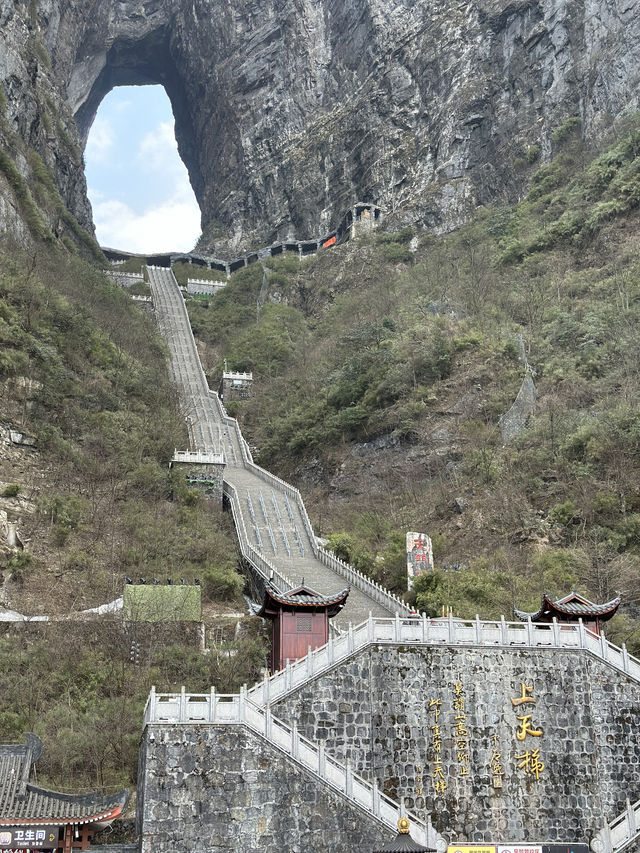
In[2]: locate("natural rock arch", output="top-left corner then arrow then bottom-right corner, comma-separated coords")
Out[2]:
7,0 -> 640,253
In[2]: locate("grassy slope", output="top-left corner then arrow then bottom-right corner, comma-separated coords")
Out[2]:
0,245 -> 265,793
188,119 -> 640,651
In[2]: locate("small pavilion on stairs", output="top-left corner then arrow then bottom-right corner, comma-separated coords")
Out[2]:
258,581 -> 349,671
514,590 -> 621,635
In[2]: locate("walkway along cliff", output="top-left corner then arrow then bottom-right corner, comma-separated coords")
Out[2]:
147,264 -> 410,628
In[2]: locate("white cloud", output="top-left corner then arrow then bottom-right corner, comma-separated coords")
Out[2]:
85,116 -> 115,165
92,190 -> 201,253
137,121 -> 181,173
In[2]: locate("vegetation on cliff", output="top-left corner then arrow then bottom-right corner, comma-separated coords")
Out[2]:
0,245 -> 263,791
189,119 -> 640,651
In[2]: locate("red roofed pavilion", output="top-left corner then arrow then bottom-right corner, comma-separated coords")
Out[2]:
258,581 -> 349,671
514,590 -> 621,635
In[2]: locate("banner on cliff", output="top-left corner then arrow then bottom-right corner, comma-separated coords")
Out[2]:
406,531 -> 434,589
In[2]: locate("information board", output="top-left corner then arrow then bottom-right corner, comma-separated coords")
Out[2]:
0,826 -> 58,849
447,847 -> 497,853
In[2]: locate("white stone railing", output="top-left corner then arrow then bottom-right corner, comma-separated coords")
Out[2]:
316,546 -> 411,614
222,370 -> 253,380
223,480 -> 294,593
591,798 -> 640,852
143,685 -> 443,851
187,278 -> 226,287
246,613 -> 640,706
209,389 -> 410,616
172,449 -> 224,465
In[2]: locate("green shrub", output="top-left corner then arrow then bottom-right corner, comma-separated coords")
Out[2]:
551,117 -> 581,144
526,145 -> 541,163
1,484 -> 20,498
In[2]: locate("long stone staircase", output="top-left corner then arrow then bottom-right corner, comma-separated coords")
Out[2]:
148,266 -> 410,628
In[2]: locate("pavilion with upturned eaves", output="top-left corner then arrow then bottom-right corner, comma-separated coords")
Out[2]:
514,590 -> 621,635
0,734 -> 128,852
258,581 -> 350,672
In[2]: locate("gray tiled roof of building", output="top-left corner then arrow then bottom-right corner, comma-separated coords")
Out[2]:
0,735 -> 129,824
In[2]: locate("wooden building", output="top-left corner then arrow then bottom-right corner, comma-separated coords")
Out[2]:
0,734 -> 128,851
258,582 -> 350,671
514,590 -> 621,635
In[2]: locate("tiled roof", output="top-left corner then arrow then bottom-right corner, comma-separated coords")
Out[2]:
0,735 -> 129,825
515,591 -> 621,622
373,830 -> 436,851
258,582 -> 350,616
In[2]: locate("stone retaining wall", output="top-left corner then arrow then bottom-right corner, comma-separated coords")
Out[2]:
137,724 -> 396,853
273,644 -> 640,844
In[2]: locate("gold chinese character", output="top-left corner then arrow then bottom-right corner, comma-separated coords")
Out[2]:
511,683 -> 536,707
433,765 -> 446,780
430,723 -> 442,736
416,786 -> 423,795
455,720 -> 468,736
453,682 -> 464,697
429,698 -> 442,709
453,697 -> 465,711
457,751 -> 469,764
434,779 -> 447,794
515,714 -> 543,740
515,748 -> 545,780
459,766 -> 470,776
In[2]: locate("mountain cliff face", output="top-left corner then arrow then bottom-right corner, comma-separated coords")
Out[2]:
1,0 -> 640,254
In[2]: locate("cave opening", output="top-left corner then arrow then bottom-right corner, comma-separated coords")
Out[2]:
85,84 -> 201,254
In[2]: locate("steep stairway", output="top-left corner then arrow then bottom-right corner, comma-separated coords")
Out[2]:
147,266 -> 409,626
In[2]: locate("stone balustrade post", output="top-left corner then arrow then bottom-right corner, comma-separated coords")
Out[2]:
552,617 -> 559,646
578,618 -> 585,649
623,643 -> 630,673
422,611 -> 428,642
291,721 -> 299,760
348,624 -> 354,653
448,611 -> 454,644
209,687 -> 216,722
394,612 -> 401,642
372,781 -> 380,817
307,646 -> 313,677
600,630 -> 608,661
147,686 -> 156,724
318,741 -> 326,776
627,798 -> 637,835
179,686 -> 186,721
526,616 -> 533,646
263,672 -> 270,705
475,614 -> 481,644
500,615 -> 507,644
368,613 -> 375,643
264,705 -> 271,738
345,759 -> 353,798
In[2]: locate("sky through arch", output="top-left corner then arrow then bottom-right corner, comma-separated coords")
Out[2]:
85,85 -> 201,254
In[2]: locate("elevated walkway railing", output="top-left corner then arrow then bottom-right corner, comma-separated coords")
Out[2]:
245,612 -> 640,706
223,481 -> 294,593
591,797 -> 640,852
210,390 -> 412,616
143,686 -> 443,851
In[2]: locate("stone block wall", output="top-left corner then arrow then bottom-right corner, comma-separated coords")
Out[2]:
171,460 -> 224,505
273,645 -> 640,844
136,724 -> 397,853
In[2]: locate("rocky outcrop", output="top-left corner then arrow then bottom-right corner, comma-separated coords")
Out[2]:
2,0 -> 640,254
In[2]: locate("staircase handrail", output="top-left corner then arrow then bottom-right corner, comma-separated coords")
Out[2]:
209,391 -> 411,616
246,613 -> 640,706
143,687 -> 444,851
223,481 -> 293,593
